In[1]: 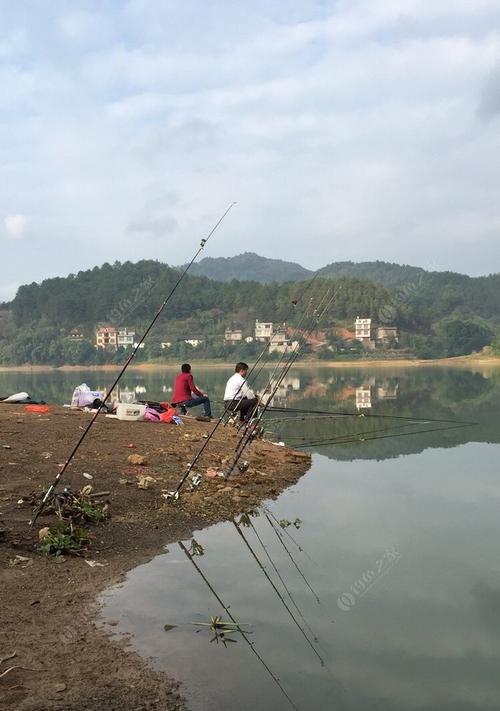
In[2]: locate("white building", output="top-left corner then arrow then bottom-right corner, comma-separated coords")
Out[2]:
160,342 -> 172,349
355,317 -> 372,342
255,320 -> 273,342
269,333 -> 300,354
117,328 -> 135,348
184,338 -> 204,347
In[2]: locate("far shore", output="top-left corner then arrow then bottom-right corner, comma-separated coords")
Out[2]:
1,353 -> 500,373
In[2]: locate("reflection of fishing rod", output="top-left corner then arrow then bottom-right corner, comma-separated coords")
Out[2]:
281,419 -> 435,444
178,541 -> 302,711
263,506 -> 315,563
243,514 -> 320,643
30,203 -> 237,525
233,521 -> 326,667
263,511 -> 321,604
295,422 -> 471,449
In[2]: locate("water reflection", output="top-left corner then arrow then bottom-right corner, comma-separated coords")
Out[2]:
1,366 -> 499,461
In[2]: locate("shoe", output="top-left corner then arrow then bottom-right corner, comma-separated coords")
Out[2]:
196,415 -> 211,422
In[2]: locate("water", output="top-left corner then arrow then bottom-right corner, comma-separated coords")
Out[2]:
3,365 -> 500,709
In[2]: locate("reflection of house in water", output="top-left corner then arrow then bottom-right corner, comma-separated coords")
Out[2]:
356,386 -> 373,409
260,375 -> 301,406
377,382 -> 399,400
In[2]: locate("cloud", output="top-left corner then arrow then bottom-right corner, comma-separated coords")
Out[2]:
1,0 -> 500,298
4,214 -> 28,239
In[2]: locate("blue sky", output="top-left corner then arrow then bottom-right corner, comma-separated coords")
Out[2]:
1,0 -> 500,300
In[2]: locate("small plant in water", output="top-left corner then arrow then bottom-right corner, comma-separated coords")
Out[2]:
279,518 -> 302,530
192,616 -> 251,647
38,521 -> 89,557
188,538 -> 205,557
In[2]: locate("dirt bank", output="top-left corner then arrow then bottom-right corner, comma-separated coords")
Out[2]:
0,406 -> 311,711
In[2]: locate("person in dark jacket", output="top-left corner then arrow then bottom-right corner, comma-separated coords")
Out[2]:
171,363 -> 212,419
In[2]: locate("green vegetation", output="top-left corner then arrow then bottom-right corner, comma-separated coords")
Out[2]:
38,521 -> 89,557
187,251 -> 311,283
0,256 -> 498,365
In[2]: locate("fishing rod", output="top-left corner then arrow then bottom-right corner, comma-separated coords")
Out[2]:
168,274 -> 327,499
264,405 -> 478,427
233,520 -> 326,667
225,287 -> 340,479
242,513 -> 320,644
279,418 -> 443,445
294,421 -> 471,449
30,203 -> 237,525
178,541 -> 302,711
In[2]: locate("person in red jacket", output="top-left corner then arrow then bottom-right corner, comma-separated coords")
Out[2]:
171,363 -> 212,419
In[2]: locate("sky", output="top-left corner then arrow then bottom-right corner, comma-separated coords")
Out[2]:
1,0 -> 500,301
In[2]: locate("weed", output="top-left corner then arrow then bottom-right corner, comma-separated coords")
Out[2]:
38,521 -> 89,557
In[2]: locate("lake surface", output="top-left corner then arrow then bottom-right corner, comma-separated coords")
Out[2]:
3,365 -> 500,709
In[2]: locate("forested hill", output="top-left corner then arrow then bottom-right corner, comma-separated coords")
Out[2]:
316,261 -> 427,287
186,252 -> 311,283
1,257 -> 500,365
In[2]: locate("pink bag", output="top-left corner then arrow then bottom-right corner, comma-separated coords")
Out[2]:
143,407 -> 161,422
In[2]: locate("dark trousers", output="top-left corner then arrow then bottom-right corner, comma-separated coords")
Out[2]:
176,396 -> 212,417
224,397 -> 258,422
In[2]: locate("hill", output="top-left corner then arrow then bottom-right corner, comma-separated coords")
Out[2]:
185,252 -> 312,283
316,260 -> 427,288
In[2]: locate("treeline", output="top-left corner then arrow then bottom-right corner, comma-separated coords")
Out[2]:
0,258 -> 499,366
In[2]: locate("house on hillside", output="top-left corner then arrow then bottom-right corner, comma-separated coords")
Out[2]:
376,326 -> 399,346
95,326 -> 118,350
269,330 -> 300,354
117,328 -> 135,349
255,320 -> 273,342
69,329 -> 84,341
225,329 -> 243,342
183,338 -> 204,348
355,317 -> 372,343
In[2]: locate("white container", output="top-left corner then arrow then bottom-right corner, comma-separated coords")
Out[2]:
116,403 -> 147,421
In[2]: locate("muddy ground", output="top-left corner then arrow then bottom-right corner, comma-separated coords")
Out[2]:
0,405 -> 311,711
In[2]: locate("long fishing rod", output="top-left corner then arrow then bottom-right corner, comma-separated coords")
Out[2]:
30,203 -> 236,525
178,541 -> 302,711
280,418 -> 441,445
263,511 -> 321,603
294,421 -> 471,449
225,287 -> 340,479
264,405 -> 478,427
243,514 -> 320,643
233,520 -> 326,667
168,275 -> 327,499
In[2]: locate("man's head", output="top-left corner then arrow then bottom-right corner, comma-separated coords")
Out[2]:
181,363 -> 191,373
235,361 -> 249,377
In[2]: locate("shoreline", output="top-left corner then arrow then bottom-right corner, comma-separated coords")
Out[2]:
1,354 -> 500,373
0,406 -> 311,711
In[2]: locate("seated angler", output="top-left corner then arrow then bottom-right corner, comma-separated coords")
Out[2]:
224,361 -> 259,422
171,363 -> 212,420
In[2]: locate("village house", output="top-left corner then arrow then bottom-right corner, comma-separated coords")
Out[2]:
225,329 -> 243,342
376,326 -> 399,345
68,329 -> 84,341
355,317 -> 372,343
255,320 -> 274,342
269,330 -> 300,354
95,326 -> 118,350
117,328 -> 135,349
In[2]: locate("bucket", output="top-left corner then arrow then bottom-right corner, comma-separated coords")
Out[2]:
116,403 -> 147,421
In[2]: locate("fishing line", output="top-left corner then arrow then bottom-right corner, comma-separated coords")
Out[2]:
295,421 -> 471,449
233,521 -> 326,667
264,406 -> 477,427
30,202 -> 237,525
178,541 -> 302,711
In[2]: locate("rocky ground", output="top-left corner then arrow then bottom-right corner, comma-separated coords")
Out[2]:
0,404 -> 311,711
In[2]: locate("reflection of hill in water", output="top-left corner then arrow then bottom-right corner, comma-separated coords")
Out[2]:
272,368 -> 500,462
